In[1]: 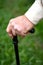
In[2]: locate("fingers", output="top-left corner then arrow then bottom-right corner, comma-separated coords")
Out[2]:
6,15 -> 33,38
6,24 -> 29,38
6,26 -> 13,38
6,23 -> 16,38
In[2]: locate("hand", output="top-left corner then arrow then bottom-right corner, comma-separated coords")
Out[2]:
6,15 -> 34,38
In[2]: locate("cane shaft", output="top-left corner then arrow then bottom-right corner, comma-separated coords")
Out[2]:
13,36 -> 20,65
13,28 -> 35,65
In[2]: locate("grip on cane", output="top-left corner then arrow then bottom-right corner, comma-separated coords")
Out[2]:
13,28 -> 35,44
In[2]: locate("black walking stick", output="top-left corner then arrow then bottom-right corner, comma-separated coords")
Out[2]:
13,28 -> 35,65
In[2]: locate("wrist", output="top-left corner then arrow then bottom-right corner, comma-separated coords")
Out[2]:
24,15 -> 34,24
23,15 -> 34,31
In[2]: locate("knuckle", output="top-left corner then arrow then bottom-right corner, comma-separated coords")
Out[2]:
6,28 -> 9,33
9,18 -> 14,23
6,28 -> 8,32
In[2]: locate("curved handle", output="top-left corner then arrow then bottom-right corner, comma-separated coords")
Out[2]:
13,28 -> 35,65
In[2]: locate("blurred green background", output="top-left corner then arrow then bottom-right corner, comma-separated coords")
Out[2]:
0,0 -> 43,65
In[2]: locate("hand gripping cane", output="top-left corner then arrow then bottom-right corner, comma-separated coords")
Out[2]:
13,28 -> 35,65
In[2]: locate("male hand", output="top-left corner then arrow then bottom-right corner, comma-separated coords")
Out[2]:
6,15 -> 34,38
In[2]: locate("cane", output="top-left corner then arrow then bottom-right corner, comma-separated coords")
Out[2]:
13,28 -> 35,65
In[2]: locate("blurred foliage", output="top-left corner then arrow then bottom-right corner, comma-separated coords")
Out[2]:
0,0 -> 43,65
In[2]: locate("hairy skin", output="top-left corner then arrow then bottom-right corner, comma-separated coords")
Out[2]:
6,15 -> 34,38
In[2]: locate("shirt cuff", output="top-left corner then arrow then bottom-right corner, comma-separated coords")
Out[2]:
25,0 -> 43,25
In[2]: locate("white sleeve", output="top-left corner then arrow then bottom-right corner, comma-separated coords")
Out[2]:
25,0 -> 43,25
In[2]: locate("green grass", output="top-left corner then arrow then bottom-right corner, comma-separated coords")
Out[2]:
0,0 -> 43,65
